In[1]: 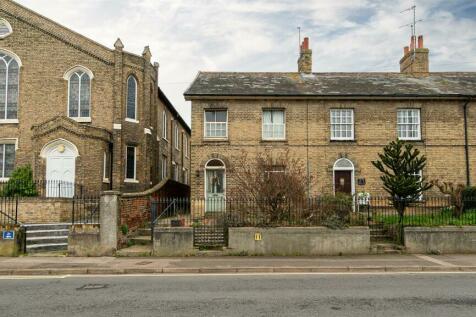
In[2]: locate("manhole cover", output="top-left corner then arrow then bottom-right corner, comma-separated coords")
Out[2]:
77,284 -> 109,291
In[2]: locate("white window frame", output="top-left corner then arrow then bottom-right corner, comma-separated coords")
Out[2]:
0,19 -> 13,39
330,109 -> 354,141
0,49 -> 21,124
174,123 -> 180,150
125,75 -> 138,123
184,134 -> 189,158
0,139 -> 17,181
103,152 -> 110,183
124,146 -> 138,183
204,110 -> 228,139
162,111 -> 168,140
64,66 -> 94,123
262,109 -> 286,140
161,156 -> 168,180
397,109 -> 421,141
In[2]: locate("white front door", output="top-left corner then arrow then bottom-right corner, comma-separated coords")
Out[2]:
45,145 -> 76,198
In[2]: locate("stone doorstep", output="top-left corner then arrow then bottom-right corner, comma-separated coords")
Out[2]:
2,266 -> 476,276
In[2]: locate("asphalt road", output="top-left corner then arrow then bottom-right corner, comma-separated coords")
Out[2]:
1,273 -> 476,317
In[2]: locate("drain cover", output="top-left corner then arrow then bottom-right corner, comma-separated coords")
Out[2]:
77,284 -> 109,291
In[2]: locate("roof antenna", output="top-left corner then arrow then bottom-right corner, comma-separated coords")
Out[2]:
400,1 -> 423,61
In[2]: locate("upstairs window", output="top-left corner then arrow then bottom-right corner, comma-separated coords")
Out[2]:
0,19 -> 12,39
263,109 -> 285,140
126,76 -> 137,121
0,143 -> 15,179
183,134 -> 189,157
174,123 -> 179,150
162,111 -> 168,139
0,52 -> 20,121
66,67 -> 92,120
330,109 -> 354,140
397,109 -> 421,140
161,155 -> 168,180
204,110 -> 227,138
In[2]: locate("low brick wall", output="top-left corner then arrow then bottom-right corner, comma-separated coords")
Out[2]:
68,224 -> 103,256
18,198 -> 72,224
228,227 -> 370,256
405,226 -> 476,254
0,226 -> 25,257
152,227 -> 196,256
120,197 -> 150,233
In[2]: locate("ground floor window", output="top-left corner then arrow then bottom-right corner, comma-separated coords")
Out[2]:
125,146 -> 137,181
103,151 -> 111,183
0,143 -> 15,179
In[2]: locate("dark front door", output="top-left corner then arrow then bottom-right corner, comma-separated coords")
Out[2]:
334,170 -> 352,195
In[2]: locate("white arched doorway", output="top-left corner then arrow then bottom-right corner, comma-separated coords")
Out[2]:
205,159 -> 226,212
333,158 -> 355,196
40,139 -> 79,198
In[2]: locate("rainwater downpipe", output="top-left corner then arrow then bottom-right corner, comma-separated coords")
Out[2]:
463,97 -> 473,187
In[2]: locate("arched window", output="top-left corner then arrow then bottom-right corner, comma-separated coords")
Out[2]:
126,75 -> 137,120
0,51 -> 20,121
0,19 -> 13,39
64,66 -> 93,120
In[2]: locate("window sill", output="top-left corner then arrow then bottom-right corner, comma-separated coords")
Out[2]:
103,178 -> 110,184
125,118 -> 139,124
0,119 -> 19,124
0,178 -> 10,183
330,139 -> 356,143
124,179 -> 139,183
398,138 -> 423,142
261,139 -> 287,143
162,137 -> 169,143
71,117 -> 92,123
203,138 -> 228,142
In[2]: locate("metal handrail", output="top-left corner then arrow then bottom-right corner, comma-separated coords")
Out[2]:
150,199 -> 177,241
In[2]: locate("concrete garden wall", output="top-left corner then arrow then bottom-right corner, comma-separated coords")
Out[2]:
405,226 -> 476,254
228,227 -> 370,256
68,224 -> 103,256
0,226 -> 25,256
153,227 -> 196,256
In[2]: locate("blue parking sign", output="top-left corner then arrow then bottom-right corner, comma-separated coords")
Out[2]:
2,231 -> 15,240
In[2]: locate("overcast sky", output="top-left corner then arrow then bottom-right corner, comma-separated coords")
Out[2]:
16,0 -> 476,127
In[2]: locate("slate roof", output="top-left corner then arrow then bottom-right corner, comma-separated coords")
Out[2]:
184,72 -> 476,98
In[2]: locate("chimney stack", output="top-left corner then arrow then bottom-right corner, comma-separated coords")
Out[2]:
298,37 -> 312,73
399,35 -> 429,76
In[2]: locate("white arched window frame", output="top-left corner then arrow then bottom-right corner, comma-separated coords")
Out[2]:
333,158 -> 355,196
204,158 -> 226,197
125,75 -> 138,122
64,66 -> 93,122
0,49 -> 21,124
0,19 -> 13,39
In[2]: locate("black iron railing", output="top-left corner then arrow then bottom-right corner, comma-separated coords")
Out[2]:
0,196 -> 18,225
71,195 -> 100,225
0,179 -> 94,198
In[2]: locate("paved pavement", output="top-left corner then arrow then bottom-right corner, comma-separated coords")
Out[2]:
1,273 -> 476,316
0,254 -> 476,275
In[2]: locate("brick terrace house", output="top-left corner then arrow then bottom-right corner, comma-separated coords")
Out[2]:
0,0 -> 190,196
185,36 -> 476,202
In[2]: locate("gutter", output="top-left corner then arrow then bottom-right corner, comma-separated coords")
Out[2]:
463,97 -> 473,187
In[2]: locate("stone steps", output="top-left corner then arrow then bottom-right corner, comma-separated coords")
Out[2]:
24,224 -> 70,253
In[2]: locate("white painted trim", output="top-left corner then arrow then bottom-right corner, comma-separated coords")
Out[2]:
330,109 -> 354,141
0,48 -> 22,67
124,179 -> 139,183
71,117 -> 91,123
126,75 -> 138,121
0,19 -> 13,39
204,158 -> 226,200
65,66 -> 93,120
113,123 -> 122,130
40,138 -> 79,158
332,158 -> 355,196
162,111 -> 168,140
204,110 -> 228,139
63,65 -> 94,80
0,119 -> 19,124
144,128 -> 152,135
397,109 -> 421,141
0,138 -> 18,150
262,109 -> 286,141
125,118 -> 139,124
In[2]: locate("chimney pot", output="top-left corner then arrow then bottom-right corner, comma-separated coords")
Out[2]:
410,35 -> 416,50
302,37 -> 309,50
404,46 -> 409,55
418,35 -> 424,48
